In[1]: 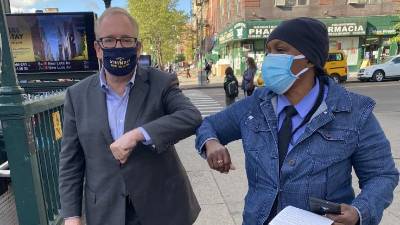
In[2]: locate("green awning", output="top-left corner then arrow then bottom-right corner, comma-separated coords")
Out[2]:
218,20 -> 282,44
217,16 -> 399,45
367,15 -> 400,36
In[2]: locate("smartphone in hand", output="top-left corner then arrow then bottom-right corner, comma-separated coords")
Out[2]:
309,197 -> 341,215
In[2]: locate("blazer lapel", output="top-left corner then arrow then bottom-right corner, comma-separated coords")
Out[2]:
124,66 -> 150,133
90,76 -> 114,145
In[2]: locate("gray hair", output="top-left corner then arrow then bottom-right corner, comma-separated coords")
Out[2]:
95,7 -> 139,39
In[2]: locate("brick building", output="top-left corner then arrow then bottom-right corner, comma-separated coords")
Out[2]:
195,0 -> 400,74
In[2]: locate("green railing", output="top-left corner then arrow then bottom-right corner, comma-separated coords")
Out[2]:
0,93 -> 65,225
0,1 -> 65,224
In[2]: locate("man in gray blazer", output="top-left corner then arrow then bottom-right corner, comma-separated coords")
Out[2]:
59,8 -> 201,225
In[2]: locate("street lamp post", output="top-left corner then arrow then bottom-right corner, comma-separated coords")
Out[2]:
0,0 -> 24,103
103,0 -> 112,8
1,0 -> 10,13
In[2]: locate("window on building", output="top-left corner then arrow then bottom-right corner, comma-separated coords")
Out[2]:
236,0 -> 240,17
278,0 -> 309,7
348,0 -> 382,4
227,0 -> 231,19
298,0 -> 308,5
367,0 -> 382,4
286,0 -> 296,6
220,0 -> 224,16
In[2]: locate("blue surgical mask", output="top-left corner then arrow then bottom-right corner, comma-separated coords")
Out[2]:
261,54 -> 309,95
103,47 -> 137,76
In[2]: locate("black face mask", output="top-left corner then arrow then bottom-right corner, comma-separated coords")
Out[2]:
102,47 -> 137,76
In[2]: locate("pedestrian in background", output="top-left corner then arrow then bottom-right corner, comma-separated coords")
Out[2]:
186,65 -> 191,78
204,59 -> 212,83
223,66 -> 239,106
241,57 -> 256,96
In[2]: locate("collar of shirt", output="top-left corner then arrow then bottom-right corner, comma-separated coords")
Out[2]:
99,66 -> 137,91
277,77 -> 320,119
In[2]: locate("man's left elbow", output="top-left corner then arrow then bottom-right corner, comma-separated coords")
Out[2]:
193,109 -> 203,127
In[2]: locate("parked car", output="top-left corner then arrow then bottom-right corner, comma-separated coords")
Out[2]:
324,50 -> 348,83
358,55 -> 400,82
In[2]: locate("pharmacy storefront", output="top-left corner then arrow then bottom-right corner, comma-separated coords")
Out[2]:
215,15 -> 399,75
321,17 -> 366,72
216,20 -> 281,76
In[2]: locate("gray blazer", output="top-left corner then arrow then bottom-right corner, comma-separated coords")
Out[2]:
59,66 -> 202,225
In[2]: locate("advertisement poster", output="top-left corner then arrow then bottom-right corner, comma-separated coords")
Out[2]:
7,13 -> 97,73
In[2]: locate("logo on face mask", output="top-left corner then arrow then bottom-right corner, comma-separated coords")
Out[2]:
261,54 -> 308,95
109,57 -> 131,69
103,47 -> 137,76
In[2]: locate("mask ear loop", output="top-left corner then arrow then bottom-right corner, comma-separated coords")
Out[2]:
292,54 -> 309,77
294,67 -> 309,77
293,54 -> 306,60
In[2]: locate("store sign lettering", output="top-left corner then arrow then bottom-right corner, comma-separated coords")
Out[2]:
248,25 -> 277,39
371,29 -> 396,35
219,29 -> 234,44
327,23 -> 365,36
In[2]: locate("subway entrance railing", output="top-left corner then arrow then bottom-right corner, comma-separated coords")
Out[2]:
0,92 -> 65,225
0,1 -> 88,224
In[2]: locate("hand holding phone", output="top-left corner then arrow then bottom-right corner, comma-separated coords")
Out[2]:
309,197 -> 341,215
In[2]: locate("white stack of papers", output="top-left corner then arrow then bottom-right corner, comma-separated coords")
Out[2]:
269,206 -> 334,225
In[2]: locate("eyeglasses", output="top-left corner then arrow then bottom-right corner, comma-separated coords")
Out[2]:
97,37 -> 138,48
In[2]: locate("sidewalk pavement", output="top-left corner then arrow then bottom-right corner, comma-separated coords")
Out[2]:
175,114 -> 400,225
177,69 -> 227,89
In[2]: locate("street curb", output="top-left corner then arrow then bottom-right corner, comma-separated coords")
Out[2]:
179,84 -> 224,90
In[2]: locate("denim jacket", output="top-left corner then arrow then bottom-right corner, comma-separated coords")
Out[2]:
195,78 -> 399,225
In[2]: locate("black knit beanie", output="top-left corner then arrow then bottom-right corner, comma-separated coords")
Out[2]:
267,17 -> 329,71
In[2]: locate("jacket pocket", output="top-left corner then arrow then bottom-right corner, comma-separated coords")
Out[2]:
243,117 -> 271,151
307,128 -> 354,163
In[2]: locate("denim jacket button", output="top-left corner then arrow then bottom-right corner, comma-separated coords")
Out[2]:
288,159 -> 296,166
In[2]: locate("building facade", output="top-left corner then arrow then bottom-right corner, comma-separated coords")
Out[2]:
198,0 -> 400,75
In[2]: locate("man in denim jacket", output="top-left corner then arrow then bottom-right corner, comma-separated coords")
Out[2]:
196,18 -> 398,225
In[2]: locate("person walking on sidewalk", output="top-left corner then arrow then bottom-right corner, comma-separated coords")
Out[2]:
241,57 -> 256,96
196,17 -> 398,225
186,65 -> 191,78
204,59 -> 212,83
59,7 -> 201,225
223,66 -> 239,106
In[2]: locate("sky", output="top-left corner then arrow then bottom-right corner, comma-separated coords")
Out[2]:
9,0 -> 192,15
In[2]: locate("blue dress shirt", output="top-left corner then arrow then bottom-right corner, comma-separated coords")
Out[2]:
277,78 -> 323,153
99,68 -> 152,143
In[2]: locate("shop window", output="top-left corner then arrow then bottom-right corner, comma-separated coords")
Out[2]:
348,0 -> 381,4
327,53 -> 344,62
